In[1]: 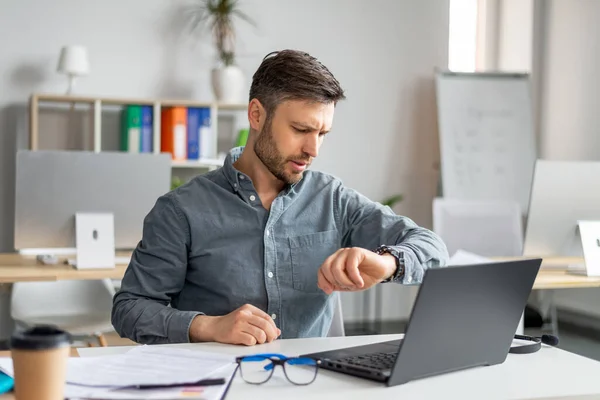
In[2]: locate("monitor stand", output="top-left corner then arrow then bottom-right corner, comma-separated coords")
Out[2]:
567,220 -> 600,276
71,212 -> 116,270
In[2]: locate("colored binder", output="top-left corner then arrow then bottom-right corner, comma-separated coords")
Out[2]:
140,106 -> 153,153
187,108 -> 201,160
199,107 -> 213,159
121,105 -> 141,153
161,107 -> 187,161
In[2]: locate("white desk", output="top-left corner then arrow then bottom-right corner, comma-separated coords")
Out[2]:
78,334 -> 600,400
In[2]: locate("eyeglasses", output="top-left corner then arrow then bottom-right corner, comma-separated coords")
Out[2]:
235,353 -> 321,385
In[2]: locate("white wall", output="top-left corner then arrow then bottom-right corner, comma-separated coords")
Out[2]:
497,0 -> 534,72
495,0 -> 600,319
471,0 -> 600,322
538,0 -> 600,161
0,0 -> 449,326
535,0 -> 600,317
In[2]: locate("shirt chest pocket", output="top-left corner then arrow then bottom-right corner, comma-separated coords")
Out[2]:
289,230 -> 340,293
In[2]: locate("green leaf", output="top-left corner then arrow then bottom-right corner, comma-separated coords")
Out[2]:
171,177 -> 184,191
381,194 -> 403,208
232,9 -> 256,27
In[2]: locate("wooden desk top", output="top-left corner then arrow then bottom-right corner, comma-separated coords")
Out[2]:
497,256 -> 585,269
0,253 -> 598,290
494,256 -> 600,290
0,253 -> 129,283
533,269 -> 600,290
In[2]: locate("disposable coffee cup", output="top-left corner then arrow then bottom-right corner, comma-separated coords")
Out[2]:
10,325 -> 71,400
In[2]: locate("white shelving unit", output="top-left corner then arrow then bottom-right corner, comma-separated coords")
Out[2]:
29,93 -> 248,170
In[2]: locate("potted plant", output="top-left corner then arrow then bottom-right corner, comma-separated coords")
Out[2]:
186,0 -> 254,104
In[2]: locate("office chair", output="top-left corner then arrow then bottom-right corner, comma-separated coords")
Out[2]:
10,279 -> 116,347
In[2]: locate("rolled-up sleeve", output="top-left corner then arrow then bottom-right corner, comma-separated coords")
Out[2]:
335,183 -> 449,285
111,194 -> 201,344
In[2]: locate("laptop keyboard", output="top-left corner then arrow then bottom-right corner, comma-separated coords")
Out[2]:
334,351 -> 398,371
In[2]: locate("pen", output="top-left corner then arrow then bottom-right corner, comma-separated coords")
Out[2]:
133,378 -> 226,390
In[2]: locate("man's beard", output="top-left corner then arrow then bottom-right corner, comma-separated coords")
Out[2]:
254,122 -> 310,185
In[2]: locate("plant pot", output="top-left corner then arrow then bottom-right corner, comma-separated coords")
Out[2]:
211,65 -> 245,104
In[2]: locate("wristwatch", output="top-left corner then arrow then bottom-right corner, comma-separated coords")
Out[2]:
374,245 -> 405,283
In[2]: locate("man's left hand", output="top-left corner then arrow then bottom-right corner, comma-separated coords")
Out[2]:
317,247 -> 397,295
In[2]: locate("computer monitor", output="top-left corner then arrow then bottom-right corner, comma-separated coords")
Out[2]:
523,160 -> 600,264
14,150 -> 171,252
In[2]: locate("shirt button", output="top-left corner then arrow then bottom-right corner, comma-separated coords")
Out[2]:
249,195 -> 256,201
271,313 -> 277,320
266,230 -> 270,237
267,271 -> 274,278
239,175 -> 245,180
233,183 -> 238,188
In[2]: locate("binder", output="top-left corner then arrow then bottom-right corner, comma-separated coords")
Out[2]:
121,105 -> 141,153
161,107 -> 187,161
199,107 -> 213,159
140,106 -> 153,153
187,108 -> 201,160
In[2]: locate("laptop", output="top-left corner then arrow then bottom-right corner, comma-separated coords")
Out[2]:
302,259 -> 542,386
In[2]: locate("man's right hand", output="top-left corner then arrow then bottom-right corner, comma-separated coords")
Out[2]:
189,304 -> 281,346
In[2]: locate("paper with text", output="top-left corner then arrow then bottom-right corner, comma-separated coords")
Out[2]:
66,346 -> 234,387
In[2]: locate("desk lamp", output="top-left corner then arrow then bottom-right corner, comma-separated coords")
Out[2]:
57,45 -> 90,94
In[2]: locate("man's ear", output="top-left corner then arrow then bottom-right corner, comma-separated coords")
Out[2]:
248,99 -> 265,132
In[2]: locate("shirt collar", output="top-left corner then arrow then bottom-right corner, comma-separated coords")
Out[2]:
222,146 -> 245,191
222,146 -> 302,195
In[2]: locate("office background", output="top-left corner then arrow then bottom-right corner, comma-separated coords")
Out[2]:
0,0 -> 448,325
1,0 -> 600,348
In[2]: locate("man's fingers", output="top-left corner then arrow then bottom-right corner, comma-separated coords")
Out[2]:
331,252 -> 356,289
318,251 -> 336,292
241,323 -> 268,344
236,331 -> 258,346
239,304 -> 280,340
320,257 -> 338,292
248,315 -> 278,342
346,251 -> 365,288
318,268 -> 333,294
242,304 -> 277,327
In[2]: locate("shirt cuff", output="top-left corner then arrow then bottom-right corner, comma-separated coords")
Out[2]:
168,310 -> 204,343
397,247 -> 416,284
384,245 -> 418,285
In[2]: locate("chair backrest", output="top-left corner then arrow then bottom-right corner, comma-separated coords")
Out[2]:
433,198 -> 523,257
327,293 -> 345,337
11,279 -> 115,321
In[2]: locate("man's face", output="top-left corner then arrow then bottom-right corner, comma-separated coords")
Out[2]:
254,100 -> 335,185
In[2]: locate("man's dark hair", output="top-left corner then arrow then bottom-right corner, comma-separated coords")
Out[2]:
249,50 -> 346,118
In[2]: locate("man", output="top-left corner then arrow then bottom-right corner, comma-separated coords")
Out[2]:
112,50 -> 448,346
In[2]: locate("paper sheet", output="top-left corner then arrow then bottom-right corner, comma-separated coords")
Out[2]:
0,358 -> 12,377
448,249 -> 494,266
66,346 -> 234,387
66,364 -> 238,400
0,349 -> 238,400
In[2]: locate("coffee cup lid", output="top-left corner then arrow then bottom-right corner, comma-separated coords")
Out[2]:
10,326 -> 71,350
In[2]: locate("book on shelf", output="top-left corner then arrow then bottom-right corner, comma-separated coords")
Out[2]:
161,107 -> 187,161
199,107 -> 214,159
186,107 -> 202,160
140,106 -> 153,153
121,105 -> 141,153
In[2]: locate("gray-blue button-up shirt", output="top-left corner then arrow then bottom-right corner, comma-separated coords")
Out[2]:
112,147 -> 449,344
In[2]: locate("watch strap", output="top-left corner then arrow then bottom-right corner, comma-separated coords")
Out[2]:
374,245 -> 405,282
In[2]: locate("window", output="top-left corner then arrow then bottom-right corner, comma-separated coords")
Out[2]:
448,0 -> 478,72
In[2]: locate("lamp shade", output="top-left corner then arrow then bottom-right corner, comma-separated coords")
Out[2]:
57,45 -> 90,76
